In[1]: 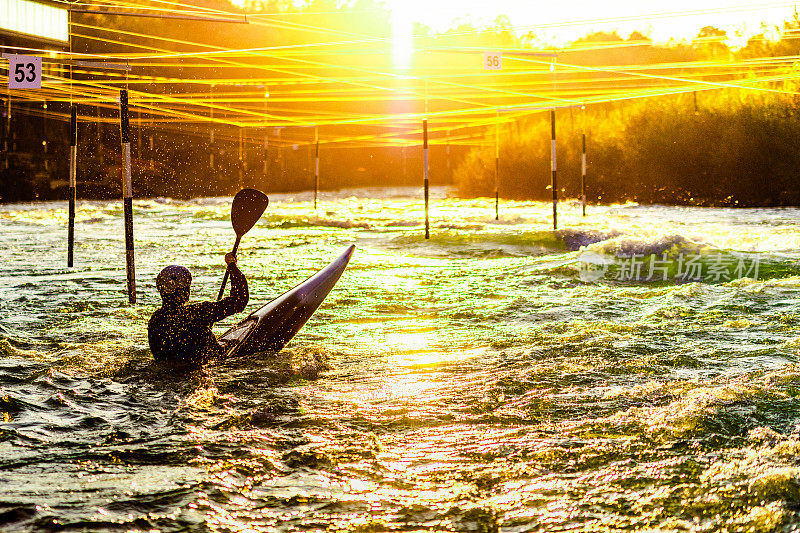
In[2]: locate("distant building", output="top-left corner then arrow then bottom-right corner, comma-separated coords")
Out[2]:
1,0 -> 68,44
1,0 -> 69,200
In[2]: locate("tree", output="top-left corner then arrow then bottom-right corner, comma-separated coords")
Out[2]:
692,26 -> 730,60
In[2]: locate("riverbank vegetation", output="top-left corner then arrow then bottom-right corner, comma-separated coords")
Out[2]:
454,90 -> 800,206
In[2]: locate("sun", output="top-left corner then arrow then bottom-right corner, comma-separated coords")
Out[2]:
391,2 -> 414,69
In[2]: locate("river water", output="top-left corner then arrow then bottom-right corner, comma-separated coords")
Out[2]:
2,187 -> 800,532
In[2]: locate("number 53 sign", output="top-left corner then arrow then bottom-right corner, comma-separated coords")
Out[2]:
3,54 -> 42,89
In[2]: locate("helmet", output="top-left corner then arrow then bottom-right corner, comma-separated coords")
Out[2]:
156,265 -> 192,295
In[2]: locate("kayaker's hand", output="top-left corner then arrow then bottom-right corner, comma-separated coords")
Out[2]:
225,252 -> 238,266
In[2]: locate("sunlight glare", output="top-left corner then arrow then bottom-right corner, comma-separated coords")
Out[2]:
391,3 -> 414,69
385,330 -> 482,367
386,331 -> 434,355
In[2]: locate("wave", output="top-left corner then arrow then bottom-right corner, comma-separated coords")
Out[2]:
585,233 -> 707,257
386,228 -> 618,256
257,215 -> 372,229
556,238 -> 800,284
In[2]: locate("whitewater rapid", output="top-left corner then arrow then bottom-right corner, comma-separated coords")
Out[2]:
2,187 -> 800,531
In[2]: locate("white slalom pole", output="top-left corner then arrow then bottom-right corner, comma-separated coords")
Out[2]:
67,8 -> 76,268
581,105 -> 587,217
550,108 -> 557,231
581,134 -> 587,217
423,118 -> 429,239
119,90 -> 135,304
209,84 -> 214,171
68,106 -> 77,267
238,128 -> 244,190
314,126 -> 319,210
550,59 -> 558,230
495,112 -> 500,221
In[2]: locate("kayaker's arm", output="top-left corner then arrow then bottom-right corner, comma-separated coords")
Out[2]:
195,261 -> 249,324
223,252 -> 249,313
224,262 -> 249,314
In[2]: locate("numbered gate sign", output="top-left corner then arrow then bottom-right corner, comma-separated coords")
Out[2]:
483,52 -> 502,70
5,54 -> 42,89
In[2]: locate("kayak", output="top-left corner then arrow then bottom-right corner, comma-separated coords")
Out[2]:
219,244 -> 355,357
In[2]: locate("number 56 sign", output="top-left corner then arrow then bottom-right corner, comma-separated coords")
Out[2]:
3,54 -> 42,89
483,52 -> 502,70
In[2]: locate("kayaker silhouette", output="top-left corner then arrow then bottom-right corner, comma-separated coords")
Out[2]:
148,253 -> 249,365
148,189 -> 269,365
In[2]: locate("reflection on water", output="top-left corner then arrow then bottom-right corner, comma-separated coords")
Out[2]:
2,187 -> 800,531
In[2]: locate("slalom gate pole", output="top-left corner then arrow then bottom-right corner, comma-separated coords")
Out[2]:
4,93 -> 11,169
264,88 -> 269,176
68,106 -> 77,267
137,110 -> 142,163
495,114 -> 500,221
209,85 -> 215,171
423,118 -> 430,240
550,109 -> 557,231
238,129 -> 244,190
581,104 -> 587,217
96,105 -> 102,161
148,119 -> 154,171
67,11 -> 76,267
446,129 -> 451,173
119,90 -> 136,304
314,127 -> 319,210
581,132 -> 587,217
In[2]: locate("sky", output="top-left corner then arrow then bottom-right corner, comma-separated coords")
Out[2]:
385,1 -> 799,46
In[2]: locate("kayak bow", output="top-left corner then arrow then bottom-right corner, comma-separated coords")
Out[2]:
219,244 -> 355,357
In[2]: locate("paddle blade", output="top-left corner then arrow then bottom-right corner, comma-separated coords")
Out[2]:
231,188 -> 269,236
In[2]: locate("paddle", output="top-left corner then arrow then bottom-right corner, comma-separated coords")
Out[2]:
217,188 -> 269,300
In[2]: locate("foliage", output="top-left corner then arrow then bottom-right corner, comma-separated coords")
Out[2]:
453,91 -> 800,206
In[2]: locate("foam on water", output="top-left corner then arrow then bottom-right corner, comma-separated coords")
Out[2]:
2,187 -> 800,530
